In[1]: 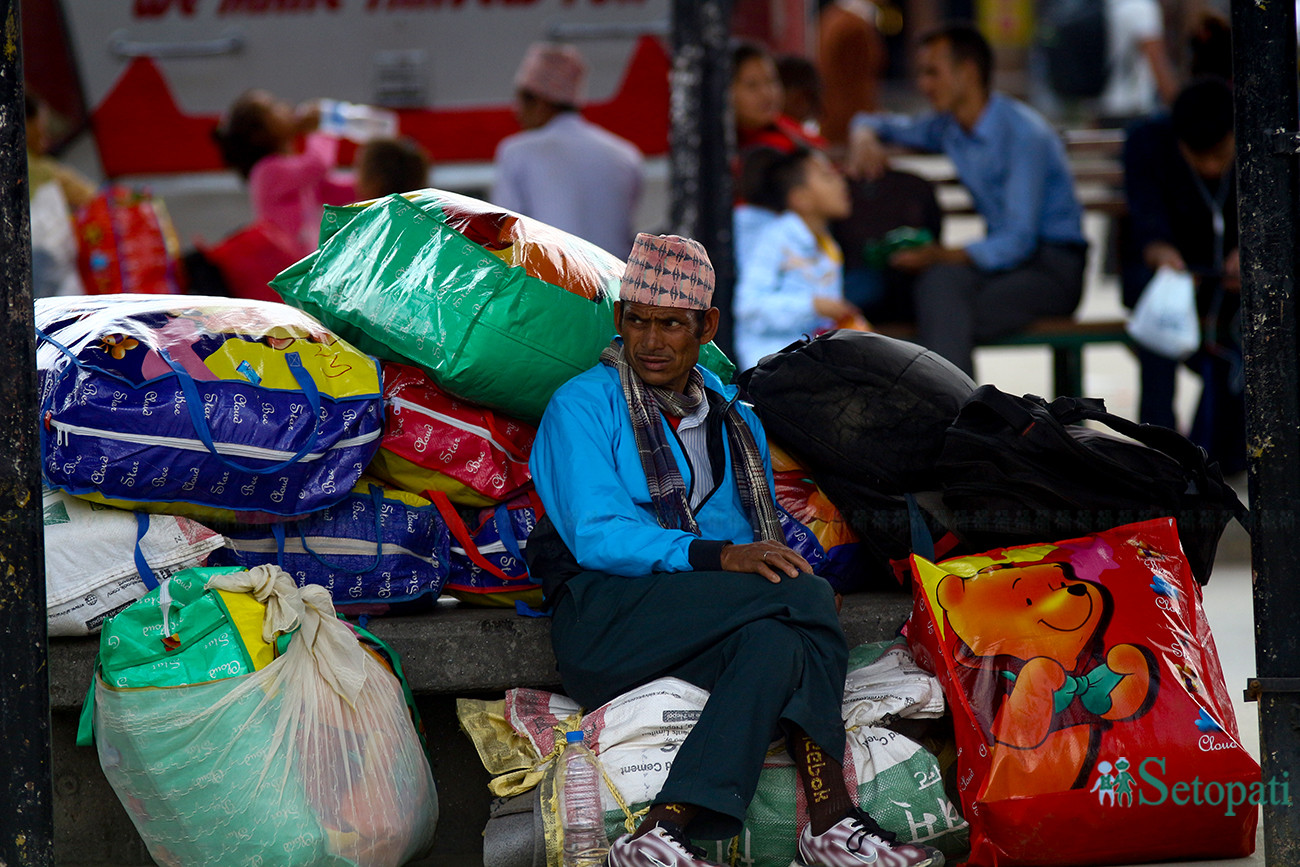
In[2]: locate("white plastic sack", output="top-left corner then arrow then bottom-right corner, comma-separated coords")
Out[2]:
502,645 -> 968,865
842,639 -> 946,730
506,677 -> 708,815
44,486 -> 224,636
1126,265 -> 1201,360
92,575 -> 438,867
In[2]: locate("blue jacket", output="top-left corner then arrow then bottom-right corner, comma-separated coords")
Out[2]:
530,362 -> 774,577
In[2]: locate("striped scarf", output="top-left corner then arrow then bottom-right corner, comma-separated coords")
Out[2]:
600,341 -> 783,543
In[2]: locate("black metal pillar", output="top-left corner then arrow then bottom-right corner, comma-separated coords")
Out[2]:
669,0 -> 736,358
1,1 -> 55,864
1232,0 -> 1300,863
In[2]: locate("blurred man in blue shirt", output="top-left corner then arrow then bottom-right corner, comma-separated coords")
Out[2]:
847,23 -> 1087,376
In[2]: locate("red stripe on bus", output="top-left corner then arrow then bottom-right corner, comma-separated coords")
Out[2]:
92,35 -> 670,177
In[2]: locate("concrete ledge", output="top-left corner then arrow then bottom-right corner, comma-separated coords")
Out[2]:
48,591 -> 915,710
46,600 -> 568,710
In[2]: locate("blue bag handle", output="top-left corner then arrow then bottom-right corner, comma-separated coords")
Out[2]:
164,348 -> 323,475
294,484 -> 386,575
132,512 -> 160,591
272,521 -> 288,569
495,503 -> 526,563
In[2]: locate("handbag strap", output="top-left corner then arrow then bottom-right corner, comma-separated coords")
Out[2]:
427,490 -> 520,582
132,512 -> 160,591
293,484 -> 387,575
962,386 -> 1248,522
166,347 -> 323,475
497,492 -> 546,562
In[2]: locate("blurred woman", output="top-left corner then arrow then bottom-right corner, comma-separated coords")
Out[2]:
731,41 -> 827,155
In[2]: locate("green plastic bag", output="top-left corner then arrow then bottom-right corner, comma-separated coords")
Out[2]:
91,566 -> 264,691
271,190 -> 735,420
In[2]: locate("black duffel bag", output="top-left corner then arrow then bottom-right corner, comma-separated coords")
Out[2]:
737,330 -> 975,588
736,330 -> 975,493
934,385 -> 1249,584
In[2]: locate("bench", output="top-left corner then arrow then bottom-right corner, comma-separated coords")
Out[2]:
45,592 -> 914,867
891,127 -> 1128,220
875,317 -> 1132,398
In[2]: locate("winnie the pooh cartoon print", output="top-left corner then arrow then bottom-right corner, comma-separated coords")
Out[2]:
935,557 -> 1159,801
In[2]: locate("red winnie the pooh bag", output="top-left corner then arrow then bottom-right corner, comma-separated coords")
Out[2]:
905,519 -> 1259,866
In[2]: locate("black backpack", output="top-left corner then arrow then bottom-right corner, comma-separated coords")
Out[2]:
933,386 -> 1249,585
737,330 -> 976,588
736,330 -> 976,494
1038,0 -> 1110,99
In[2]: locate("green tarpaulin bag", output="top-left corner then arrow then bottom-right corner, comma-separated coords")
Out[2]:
86,565 -> 273,695
271,189 -> 735,420
80,565 -> 438,867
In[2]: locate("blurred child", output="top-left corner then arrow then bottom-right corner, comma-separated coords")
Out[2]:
734,147 -> 864,369
355,137 -> 432,200
212,89 -> 355,257
731,41 -> 826,156
26,92 -> 92,298
775,54 -> 823,141
733,146 -> 785,266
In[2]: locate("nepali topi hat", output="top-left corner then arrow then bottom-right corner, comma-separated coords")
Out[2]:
619,233 -> 716,310
514,43 -> 587,106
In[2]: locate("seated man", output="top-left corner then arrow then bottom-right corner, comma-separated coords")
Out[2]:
528,233 -> 940,867
847,22 -> 1088,376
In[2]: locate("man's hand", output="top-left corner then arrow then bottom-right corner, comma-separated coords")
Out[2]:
720,541 -> 811,583
889,243 -> 970,273
845,125 -> 890,181
1224,248 -> 1241,291
812,296 -> 864,323
1143,241 -> 1186,274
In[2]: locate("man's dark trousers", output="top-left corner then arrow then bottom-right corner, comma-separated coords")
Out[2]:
914,242 -> 1087,376
550,569 -> 848,840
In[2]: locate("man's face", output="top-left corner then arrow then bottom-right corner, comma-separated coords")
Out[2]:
916,39 -> 968,114
1181,134 -> 1235,181
615,301 -> 719,393
514,90 -> 547,130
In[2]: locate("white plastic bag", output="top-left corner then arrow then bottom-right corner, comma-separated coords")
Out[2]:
92,571 -> 438,867
1126,266 -> 1201,360
842,639 -> 946,730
